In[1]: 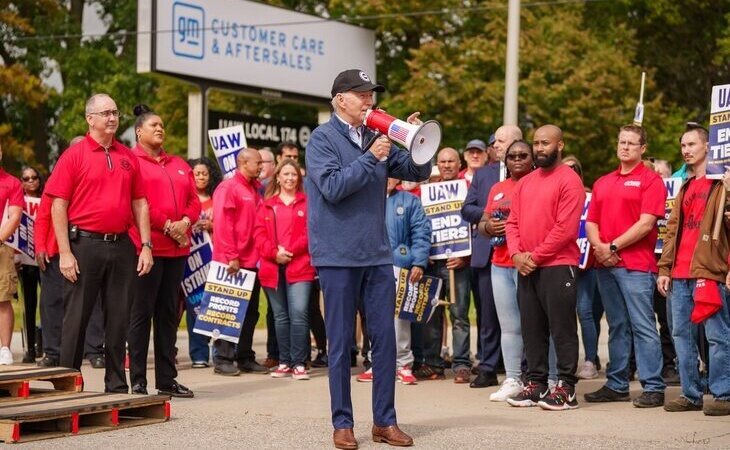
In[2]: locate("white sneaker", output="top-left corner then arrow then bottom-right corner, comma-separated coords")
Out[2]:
0,347 -> 13,365
577,360 -> 598,379
489,377 -> 523,402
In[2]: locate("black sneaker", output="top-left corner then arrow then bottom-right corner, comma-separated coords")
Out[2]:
506,381 -> 549,407
633,391 -> 664,408
131,384 -> 148,395
311,351 -> 328,368
584,385 -> 631,403
214,362 -> 241,376
413,364 -> 445,381
89,355 -> 105,369
538,381 -> 579,411
238,359 -> 268,374
469,371 -> 499,388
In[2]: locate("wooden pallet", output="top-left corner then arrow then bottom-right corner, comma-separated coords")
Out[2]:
0,365 -> 83,400
0,391 -> 170,443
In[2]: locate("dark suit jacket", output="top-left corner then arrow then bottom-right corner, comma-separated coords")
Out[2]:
461,163 -> 501,268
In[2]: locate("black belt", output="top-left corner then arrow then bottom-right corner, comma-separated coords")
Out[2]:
77,230 -> 126,242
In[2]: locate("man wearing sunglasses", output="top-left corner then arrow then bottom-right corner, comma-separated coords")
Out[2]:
461,126 -> 522,389
44,93 -> 153,393
584,125 -> 667,408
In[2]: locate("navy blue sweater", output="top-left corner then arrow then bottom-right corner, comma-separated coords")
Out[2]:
305,114 -> 431,267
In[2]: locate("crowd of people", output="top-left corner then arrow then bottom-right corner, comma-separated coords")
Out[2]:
0,71 -> 728,449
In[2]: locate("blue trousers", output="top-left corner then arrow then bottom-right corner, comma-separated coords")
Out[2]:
318,265 -> 397,430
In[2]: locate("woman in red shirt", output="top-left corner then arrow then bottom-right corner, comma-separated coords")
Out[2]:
480,140 -> 536,402
184,157 -> 221,368
19,166 -> 43,363
127,104 -> 201,398
254,159 -> 315,380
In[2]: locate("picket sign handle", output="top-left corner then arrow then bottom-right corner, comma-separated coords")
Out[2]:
712,188 -> 727,241
448,269 -> 456,304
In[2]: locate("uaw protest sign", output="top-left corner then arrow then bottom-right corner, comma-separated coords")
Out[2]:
421,179 -> 471,259
708,84 -> 730,177
208,125 -> 247,178
181,231 -> 213,309
193,261 -> 256,343
656,177 -> 683,254
394,267 -> 443,324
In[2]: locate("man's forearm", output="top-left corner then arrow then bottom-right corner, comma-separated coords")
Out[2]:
52,198 -> 71,254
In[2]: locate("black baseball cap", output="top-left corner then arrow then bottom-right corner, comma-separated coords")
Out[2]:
331,69 -> 385,97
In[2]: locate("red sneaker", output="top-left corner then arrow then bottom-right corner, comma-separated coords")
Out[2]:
397,367 -> 417,385
356,368 -> 373,382
270,364 -> 292,378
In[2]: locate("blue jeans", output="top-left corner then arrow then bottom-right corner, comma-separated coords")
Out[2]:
670,279 -> 730,403
492,265 -> 522,380
264,268 -> 311,367
597,268 -> 665,393
576,268 -> 603,363
434,260 -> 472,370
185,300 -> 211,363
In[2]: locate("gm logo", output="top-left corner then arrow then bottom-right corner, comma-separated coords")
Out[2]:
172,1 -> 204,59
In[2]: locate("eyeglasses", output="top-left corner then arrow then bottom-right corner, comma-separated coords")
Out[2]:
89,110 -> 120,118
262,160 -> 274,164
22,175 -> 39,182
506,152 -> 531,161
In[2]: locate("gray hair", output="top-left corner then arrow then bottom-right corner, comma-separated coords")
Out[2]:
85,93 -> 113,115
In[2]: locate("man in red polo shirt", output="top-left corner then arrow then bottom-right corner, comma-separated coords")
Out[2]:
211,148 -> 268,376
45,93 -> 153,393
0,141 -> 23,365
505,124 -> 585,411
584,124 -> 667,408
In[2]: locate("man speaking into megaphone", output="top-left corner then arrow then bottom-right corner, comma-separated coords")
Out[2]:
305,69 -> 432,449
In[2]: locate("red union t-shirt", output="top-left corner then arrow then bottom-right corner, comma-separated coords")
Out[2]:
485,178 -> 517,267
587,163 -> 666,272
672,177 -> 713,279
44,134 -> 144,234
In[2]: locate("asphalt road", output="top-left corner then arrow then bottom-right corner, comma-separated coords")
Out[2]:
8,329 -> 730,449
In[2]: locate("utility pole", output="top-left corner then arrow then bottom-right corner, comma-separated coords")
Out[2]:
503,0 -> 521,125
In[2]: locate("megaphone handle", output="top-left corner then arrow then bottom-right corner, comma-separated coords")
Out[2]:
363,131 -> 383,151
363,131 -> 388,162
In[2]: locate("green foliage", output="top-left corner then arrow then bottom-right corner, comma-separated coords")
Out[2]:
0,0 -> 728,184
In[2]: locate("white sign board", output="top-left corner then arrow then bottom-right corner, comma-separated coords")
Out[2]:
139,0 -> 377,100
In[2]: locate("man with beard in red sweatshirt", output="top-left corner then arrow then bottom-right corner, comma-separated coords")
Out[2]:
505,124 -> 585,411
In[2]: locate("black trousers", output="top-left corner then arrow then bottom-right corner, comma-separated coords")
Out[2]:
40,256 -> 104,359
60,236 -> 136,393
20,264 -> 40,353
128,257 -> 186,389
472,265 -> 502,373
213,270 -> 261,365
518,265 -> 579,386
309,279 -> 327,354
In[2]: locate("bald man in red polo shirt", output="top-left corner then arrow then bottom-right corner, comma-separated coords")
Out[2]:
45,94 -> 153,393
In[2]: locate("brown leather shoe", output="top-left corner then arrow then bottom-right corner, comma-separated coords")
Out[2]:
372,425 -> 413,447
333,428 -> 358,449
